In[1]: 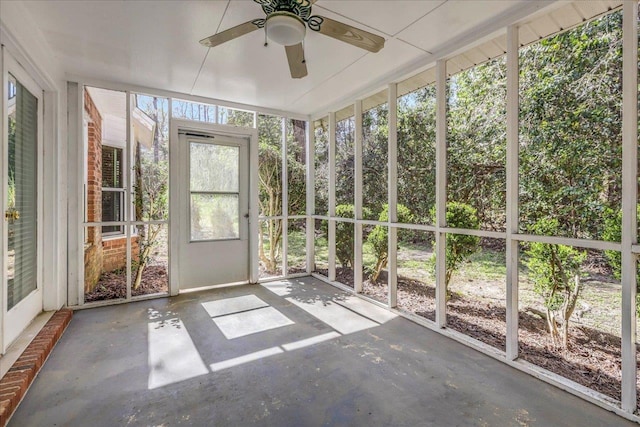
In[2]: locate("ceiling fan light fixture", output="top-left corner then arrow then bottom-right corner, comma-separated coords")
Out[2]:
266,12 -> 306,46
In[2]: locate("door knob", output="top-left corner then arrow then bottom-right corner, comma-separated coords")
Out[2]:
244,213 -> 250,219
4,209 -> 19,221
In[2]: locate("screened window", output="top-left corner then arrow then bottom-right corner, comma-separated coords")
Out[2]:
102,146 -> 124,235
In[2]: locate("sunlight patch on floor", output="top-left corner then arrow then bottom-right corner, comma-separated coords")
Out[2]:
212,306 -> 295,339
147,318 -> 209,389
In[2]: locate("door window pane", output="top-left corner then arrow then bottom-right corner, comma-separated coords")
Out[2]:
190,143 -> 239,192
7,74 -> 38,310
190,194 -> 239,241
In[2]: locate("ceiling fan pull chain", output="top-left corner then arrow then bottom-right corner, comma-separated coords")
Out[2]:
264,25 -> 269,47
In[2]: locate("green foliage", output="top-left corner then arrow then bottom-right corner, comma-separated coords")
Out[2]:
447,57 -> 507,230
366,204 -> 413,281
518,12 -> 623,239
397,87 -> 436,223
362,105 -> 389,219
602,208 -> 622,280
314,123 -> 329,215
430,202 -> 481,289
524,218 -> 587,347
602,208 -> 640,316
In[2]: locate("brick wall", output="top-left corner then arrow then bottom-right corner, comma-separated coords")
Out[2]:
84,90 -> 104,292
103,236 -> 140,272
83,89 -> 140,293
0,309 -> 72,427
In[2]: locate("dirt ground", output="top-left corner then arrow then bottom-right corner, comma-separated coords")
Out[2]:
85,265 -> 168,302
360,275 -> 632,406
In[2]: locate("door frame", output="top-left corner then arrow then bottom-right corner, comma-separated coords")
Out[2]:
169,119 -> 259,295
1,50 -> 45,353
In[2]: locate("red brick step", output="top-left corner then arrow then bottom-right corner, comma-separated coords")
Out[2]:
0,309 -> 72,427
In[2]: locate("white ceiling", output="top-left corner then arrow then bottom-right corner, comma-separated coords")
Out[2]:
20,0 -> 533,116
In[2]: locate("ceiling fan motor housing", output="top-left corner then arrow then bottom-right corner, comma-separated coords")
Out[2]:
266,11 -> 306,46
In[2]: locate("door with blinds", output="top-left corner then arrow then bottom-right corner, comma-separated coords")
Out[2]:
2,54 -> 43,353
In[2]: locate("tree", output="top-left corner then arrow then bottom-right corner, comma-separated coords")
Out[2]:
257,114 -> 284,273
362,105 -> 389,219
447,58 -> 507,231
367,204 -> 413,282
524,218 -> 587,348
133,96 -> 169,290
430,202 -> 480,297
397,86 -> 436,223
518,12 -> 622,239
256,115 -> 307,273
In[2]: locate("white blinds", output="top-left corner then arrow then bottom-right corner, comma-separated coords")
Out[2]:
7,74 -> 38,310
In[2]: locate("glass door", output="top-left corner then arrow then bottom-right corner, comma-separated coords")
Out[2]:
176,131 -> 250,289
3,56 -> 43,353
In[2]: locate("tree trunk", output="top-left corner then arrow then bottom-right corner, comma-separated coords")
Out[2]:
560,273 -> 582,349
546,307 -> 560,346
133,225 -> 161,290
371,255 -> 388,283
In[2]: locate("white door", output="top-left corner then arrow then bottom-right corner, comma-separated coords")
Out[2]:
176,130 -> 250,289
2,53 -> 43,352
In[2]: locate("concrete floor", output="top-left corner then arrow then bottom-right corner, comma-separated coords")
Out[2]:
10,277 -> 635,426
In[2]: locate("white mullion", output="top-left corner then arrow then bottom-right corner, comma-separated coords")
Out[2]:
388,84 -> 398,308
354,100 -> 364,292
435,60 -> 447,328
166,97 -> 174,294
328,112 -> 337,281
125,91 -> 132,300
281,117 -> 288,276
621,0 -> 638,413
505,24 -> 520,361
306,120 -> 315,274
66,82 -> 83,306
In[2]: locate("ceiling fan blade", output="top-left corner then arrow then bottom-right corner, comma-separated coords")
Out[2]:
285,43 -> 308,79
199,20 -> 262,48
313,16 -> 385,53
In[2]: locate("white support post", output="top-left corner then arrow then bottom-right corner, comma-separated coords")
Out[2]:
125,91 -> 132,301
354,101 -> 364,292
435,60 -> 447,327
621,0 -> 638,413
328,111 -> 337,282
281,117 -> 289,276
388,83 -> 398,308
505,24 -> 520,361
306,120 -> 315,274
66,81 -> 82,306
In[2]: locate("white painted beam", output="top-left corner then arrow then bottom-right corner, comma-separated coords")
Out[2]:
435,59 -> 447,328
328,111 -> 337,282
620,0 -> 638,413
505,24 -> 519,361
354,100 -> 364,293
281,117 -> 289,276
306,121 -> 315,274
388,84 -> 398,308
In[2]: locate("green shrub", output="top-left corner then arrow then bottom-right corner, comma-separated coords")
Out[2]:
602,207 -> 640,316
367,204 -> 413,281
430,202 -> 480,294
332,205 -> 373,268
602,208 -> 622,279
524,218 -> 586,348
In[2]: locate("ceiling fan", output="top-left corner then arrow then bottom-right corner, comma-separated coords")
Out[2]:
199,0 -> 385,79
